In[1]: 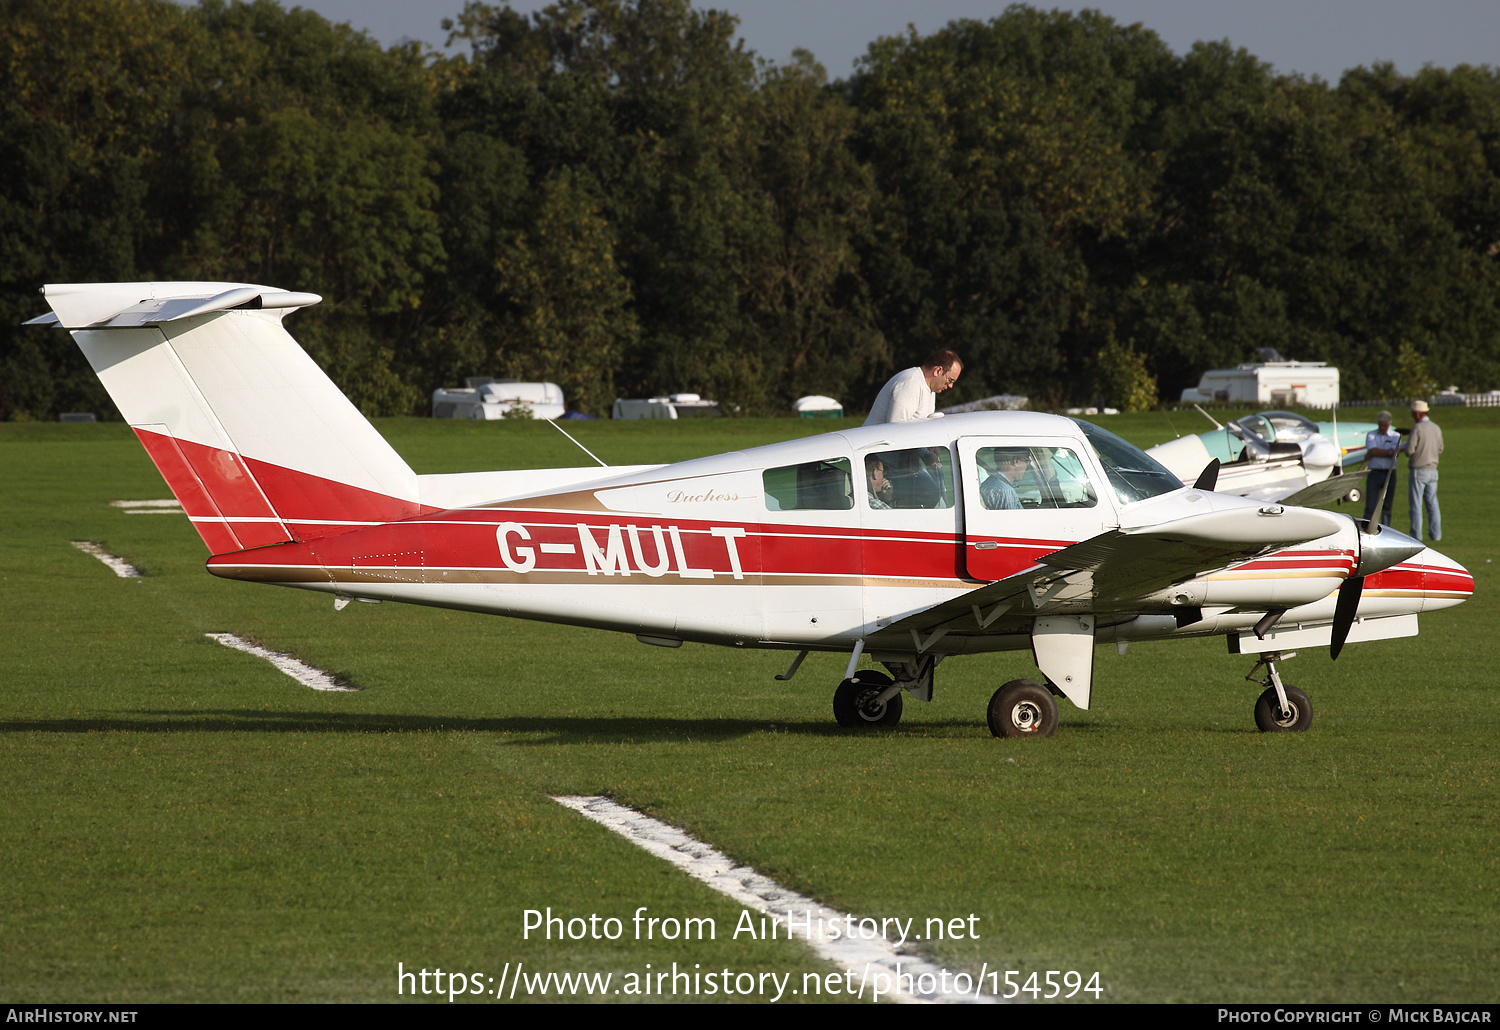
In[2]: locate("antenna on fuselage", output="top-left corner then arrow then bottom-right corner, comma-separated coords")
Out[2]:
545,418 -> 608,467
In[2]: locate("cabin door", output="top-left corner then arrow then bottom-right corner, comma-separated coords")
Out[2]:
955,436 -> 1112,582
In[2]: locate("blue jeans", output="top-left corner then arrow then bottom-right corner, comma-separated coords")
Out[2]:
1363,468 -> 1396,525
1409,467 -> 1440,541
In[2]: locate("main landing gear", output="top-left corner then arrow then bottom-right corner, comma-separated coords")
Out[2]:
1246,651 -> 1313,732
833,671 -> 903,727
986,679 -> 1059,738
829,654 -> 939,729
827,662 -> 1063,738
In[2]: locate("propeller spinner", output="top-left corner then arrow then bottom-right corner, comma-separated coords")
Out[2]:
1330,493 -> 1427,659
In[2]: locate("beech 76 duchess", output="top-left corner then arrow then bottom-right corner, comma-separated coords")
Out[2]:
31,281 -> 1473,737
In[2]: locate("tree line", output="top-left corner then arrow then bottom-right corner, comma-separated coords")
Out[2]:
4,0 -> 1499,419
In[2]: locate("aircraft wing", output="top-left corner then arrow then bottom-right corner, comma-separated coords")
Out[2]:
1282,468 -> 1367,508
876,506 -> 1347,642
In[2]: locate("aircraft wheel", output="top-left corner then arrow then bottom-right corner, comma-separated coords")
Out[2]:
1253,685 -> 1314,732
987,679 -> 1058,738
1344,487 -> 1362,505
833,672 -> 902,728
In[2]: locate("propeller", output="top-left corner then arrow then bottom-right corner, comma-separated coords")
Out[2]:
1329,576 -> 1364,660
1362,457 -> 1395,535
1193,458 -> 1220,491
1330,468 -> 1423,659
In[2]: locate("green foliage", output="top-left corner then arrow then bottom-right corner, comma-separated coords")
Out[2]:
848,9 -> 1171,404
5,1 -> 1500,420
492,169 -> 637,415
1094,337 -> 1158,411
1387,340 -> 1437,401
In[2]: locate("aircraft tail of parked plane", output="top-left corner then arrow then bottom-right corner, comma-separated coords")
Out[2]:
33,282 -> 422,555
31,281 -> 1474,738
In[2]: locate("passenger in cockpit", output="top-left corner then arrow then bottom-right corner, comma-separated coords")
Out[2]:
865,454 -> 894,509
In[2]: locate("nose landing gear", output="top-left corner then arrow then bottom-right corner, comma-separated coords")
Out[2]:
1246,651 -> 1313,732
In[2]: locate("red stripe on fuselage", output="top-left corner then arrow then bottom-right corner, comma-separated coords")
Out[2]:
1367,563 -> 1474,595
199,507 -> 1475,608
206,507 -> 1091,585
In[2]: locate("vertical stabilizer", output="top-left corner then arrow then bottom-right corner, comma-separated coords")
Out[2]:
41,282 -> 419,554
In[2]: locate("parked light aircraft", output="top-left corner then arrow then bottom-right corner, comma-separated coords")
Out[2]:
30,282 -> 1474,737
1147,409 -> 1378,507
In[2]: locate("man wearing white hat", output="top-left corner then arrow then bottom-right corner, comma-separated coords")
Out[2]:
1403,400 -> 1444,541
1362,410 -> 1400,525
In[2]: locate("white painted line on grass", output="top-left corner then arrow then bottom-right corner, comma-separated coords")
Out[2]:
70,541 -> 143,578
112,499 -> 183,515
205,633 -> 357,692
552,795 -> 997,1005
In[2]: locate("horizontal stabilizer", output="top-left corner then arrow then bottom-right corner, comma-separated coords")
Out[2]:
40,282 -> 322,329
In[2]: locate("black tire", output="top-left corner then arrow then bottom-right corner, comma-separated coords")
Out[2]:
833,672 -> 902,728
987,679 -> 1059,738
1254,685 -> 1314,732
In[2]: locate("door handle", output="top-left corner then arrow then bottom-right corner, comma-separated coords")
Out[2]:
973,541 -> 999,550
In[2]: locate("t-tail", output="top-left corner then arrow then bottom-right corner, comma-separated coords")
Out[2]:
30,281 -> 421,554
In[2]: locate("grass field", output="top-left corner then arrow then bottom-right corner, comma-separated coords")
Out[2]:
1,409 -> 1496,1003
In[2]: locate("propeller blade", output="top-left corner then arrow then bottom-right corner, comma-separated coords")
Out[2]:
1365,464 -> 1395,533
1193,458 -> 1221,491
1330,575 -> 1365,660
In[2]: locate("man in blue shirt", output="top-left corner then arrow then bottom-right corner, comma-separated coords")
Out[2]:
981,450 -> 1028,510
1362,410 -> 1401,526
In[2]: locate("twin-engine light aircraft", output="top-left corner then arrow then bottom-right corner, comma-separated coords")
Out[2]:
1147,409 -> 1375,507
31,282 -> 1474,737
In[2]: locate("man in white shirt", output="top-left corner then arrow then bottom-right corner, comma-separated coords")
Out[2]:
1362,410 -> 1400,525
863,350 -> 962,426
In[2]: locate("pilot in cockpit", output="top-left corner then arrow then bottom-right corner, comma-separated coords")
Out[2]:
980,449 -> 1029,510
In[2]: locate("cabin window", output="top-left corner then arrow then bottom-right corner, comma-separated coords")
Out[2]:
974,446 -> 1098,510
763,458 -> 853,511
862,447 -> 954,510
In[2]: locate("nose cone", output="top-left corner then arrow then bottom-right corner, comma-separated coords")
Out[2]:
1410,545 -> 1475,608
1360,542 -> 1473,614
1355,524 -> 1426,578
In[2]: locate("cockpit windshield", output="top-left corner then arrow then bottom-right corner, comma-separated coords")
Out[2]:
1231,411 -> 1318,444
1070,419 -> 1184,505
1262,411 -> 1319,442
